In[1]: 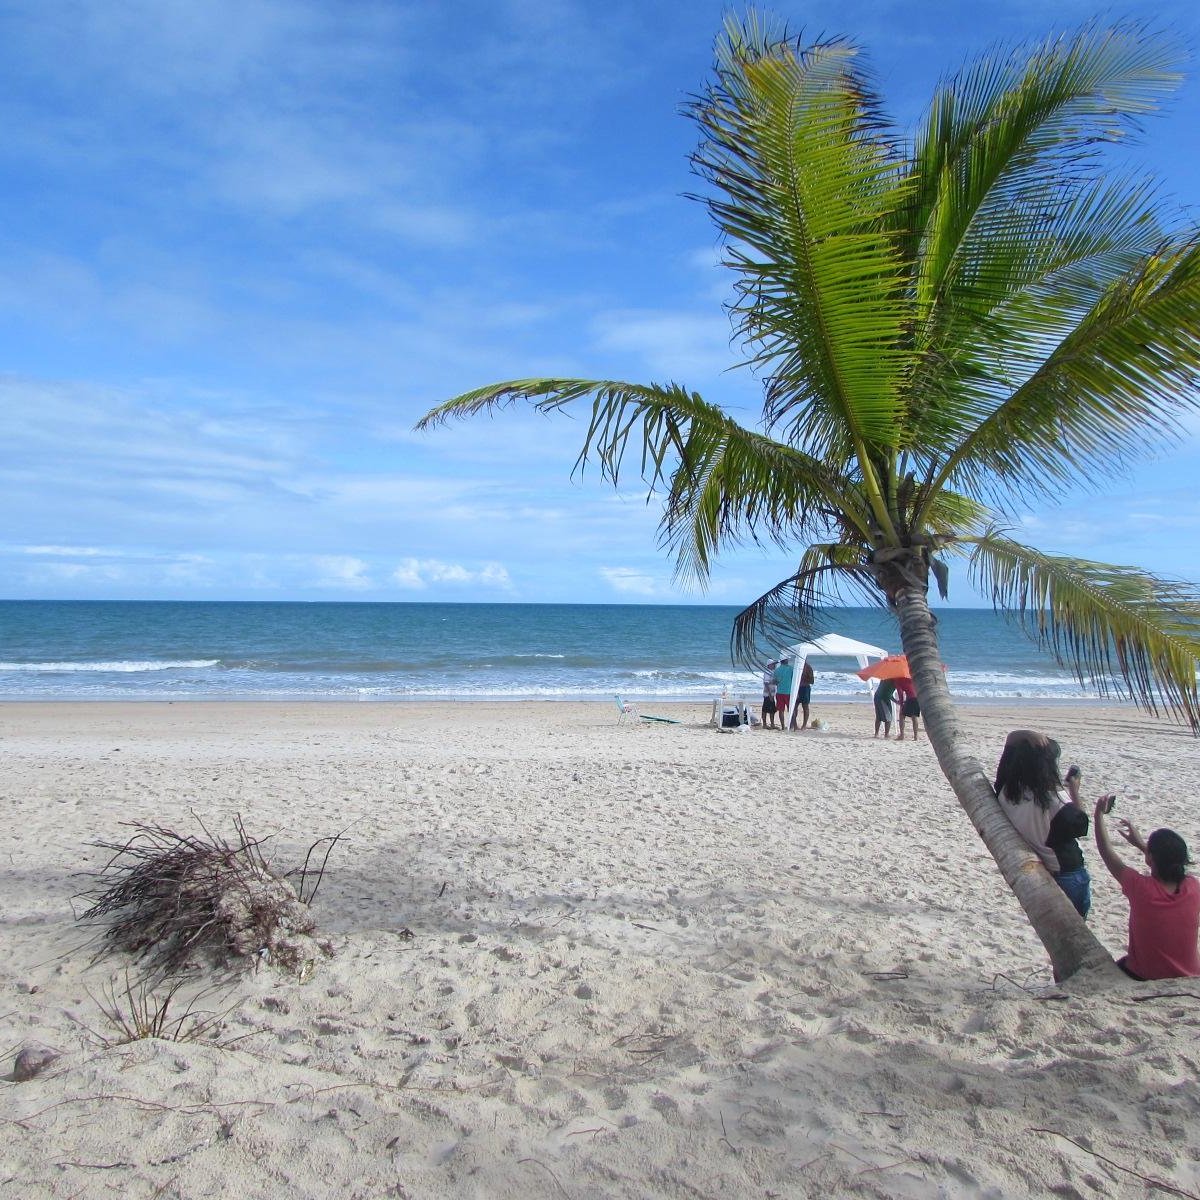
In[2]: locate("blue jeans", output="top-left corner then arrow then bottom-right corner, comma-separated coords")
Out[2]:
1055,867 -> 1091,919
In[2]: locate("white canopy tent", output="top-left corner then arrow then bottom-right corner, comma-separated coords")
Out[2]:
777,633 -> 889,726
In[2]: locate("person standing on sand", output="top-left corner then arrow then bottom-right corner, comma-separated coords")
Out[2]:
774,657 -> 794,730
873,677 -> 897,739
761,660 -> 779,729
794,659 -> 814,730
1093,800 -> 1200,980
894,676 -> 920,740
993,729 -> 1092,917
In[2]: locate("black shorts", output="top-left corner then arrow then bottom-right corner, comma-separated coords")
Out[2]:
797,685 -> 812,704
762,697 -> 776,713
902,697 -> 920,717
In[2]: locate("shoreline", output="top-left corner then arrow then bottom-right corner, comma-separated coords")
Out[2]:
0,692 -> 1139,707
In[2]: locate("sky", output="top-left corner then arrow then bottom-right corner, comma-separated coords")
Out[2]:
1,0 -> 1199,606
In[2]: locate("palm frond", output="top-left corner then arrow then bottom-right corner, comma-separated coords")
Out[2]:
908,22 -> 1182,321
419,378 -> 710,492
901,25 -> 1184,473
730,543 -> 881,666
923,234 -> 1200,511
920,489 -> 994,540
661,423 -> 876,583
966,530 -> 1200,727
421,377 -> 883,583
901,174 -> 1169,464
691,18 -> 912,476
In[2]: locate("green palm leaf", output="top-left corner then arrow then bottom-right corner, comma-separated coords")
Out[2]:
690,15 -> 912,495
730,543 -> 880,666
921,235 -> 1200,515
419,377 -> 872,583
966,530 -> 1200,727
901,25 -> 1185,482
908,22 -> 1181,322
660,420 -> 875,582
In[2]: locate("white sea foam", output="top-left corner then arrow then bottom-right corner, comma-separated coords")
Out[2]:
0,659 -> 220,673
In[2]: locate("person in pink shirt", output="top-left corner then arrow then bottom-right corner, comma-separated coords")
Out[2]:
893,677 -> 920,741
1093,797 -> 1200,980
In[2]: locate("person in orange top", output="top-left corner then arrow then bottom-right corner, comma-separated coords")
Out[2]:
1094,798 -> 1200,980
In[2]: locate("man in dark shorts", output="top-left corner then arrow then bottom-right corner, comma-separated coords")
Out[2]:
873,677 -> 897,738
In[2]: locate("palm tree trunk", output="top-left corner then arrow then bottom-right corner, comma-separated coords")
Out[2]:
892,582 -> 1118,981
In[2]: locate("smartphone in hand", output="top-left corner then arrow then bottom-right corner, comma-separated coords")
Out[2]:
1100,795 -> 1117,814
1066,765 -> 1081,783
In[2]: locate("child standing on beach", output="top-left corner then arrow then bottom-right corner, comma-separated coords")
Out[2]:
1093,800 -> 1200,980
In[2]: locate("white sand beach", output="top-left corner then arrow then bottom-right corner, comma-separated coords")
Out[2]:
2,700 -> 1199,1199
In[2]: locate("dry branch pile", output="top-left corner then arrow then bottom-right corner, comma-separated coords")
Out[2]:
77,817 -> 337,976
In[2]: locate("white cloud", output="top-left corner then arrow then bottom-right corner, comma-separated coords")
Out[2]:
20,544 -> 108,557
591,309 -> 734,379
599,565 -> 667,597
391,558 -> 512,591
310,555 -> 371,590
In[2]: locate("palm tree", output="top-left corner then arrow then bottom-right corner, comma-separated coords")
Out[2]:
418,14 -> 1200,980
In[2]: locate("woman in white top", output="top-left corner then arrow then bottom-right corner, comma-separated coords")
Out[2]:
994,729 -> 1091,917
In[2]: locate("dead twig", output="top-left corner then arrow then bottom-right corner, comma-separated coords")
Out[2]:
292,830 -> 346,906
55,1161 -> 135,1170
856,1155 -> 920,1177
718,1110 -> 739,1153
1029,1128 -> 1200,1199
990,972 -> 1063,999
518,1157 -> 570,1199
565,1126 -> 609,1141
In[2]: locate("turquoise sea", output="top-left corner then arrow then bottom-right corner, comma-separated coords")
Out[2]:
0,601 -> 1114,703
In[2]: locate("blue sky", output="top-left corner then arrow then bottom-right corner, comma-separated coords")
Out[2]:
2,0 -> 1199,605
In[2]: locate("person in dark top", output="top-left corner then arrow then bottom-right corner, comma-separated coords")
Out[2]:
793,659 -> 815,730
993,729 -> 1091,917
873,678 -> 897,739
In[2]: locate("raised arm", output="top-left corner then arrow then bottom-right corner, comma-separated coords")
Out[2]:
1093,797 -> 1129,881
1065,767 -> 1082,808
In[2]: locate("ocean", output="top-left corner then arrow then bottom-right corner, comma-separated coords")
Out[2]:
0,600 -> 1111,704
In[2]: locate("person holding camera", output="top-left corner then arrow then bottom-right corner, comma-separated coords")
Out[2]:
993,729 -> 1091,917
1093,798 -> 1200,980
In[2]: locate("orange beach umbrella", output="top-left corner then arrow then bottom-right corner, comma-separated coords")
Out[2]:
856,654 -> 910,682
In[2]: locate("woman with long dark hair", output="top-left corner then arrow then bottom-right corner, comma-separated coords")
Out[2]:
1094,801 -> 1200,980
993,730 -> 1091,917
